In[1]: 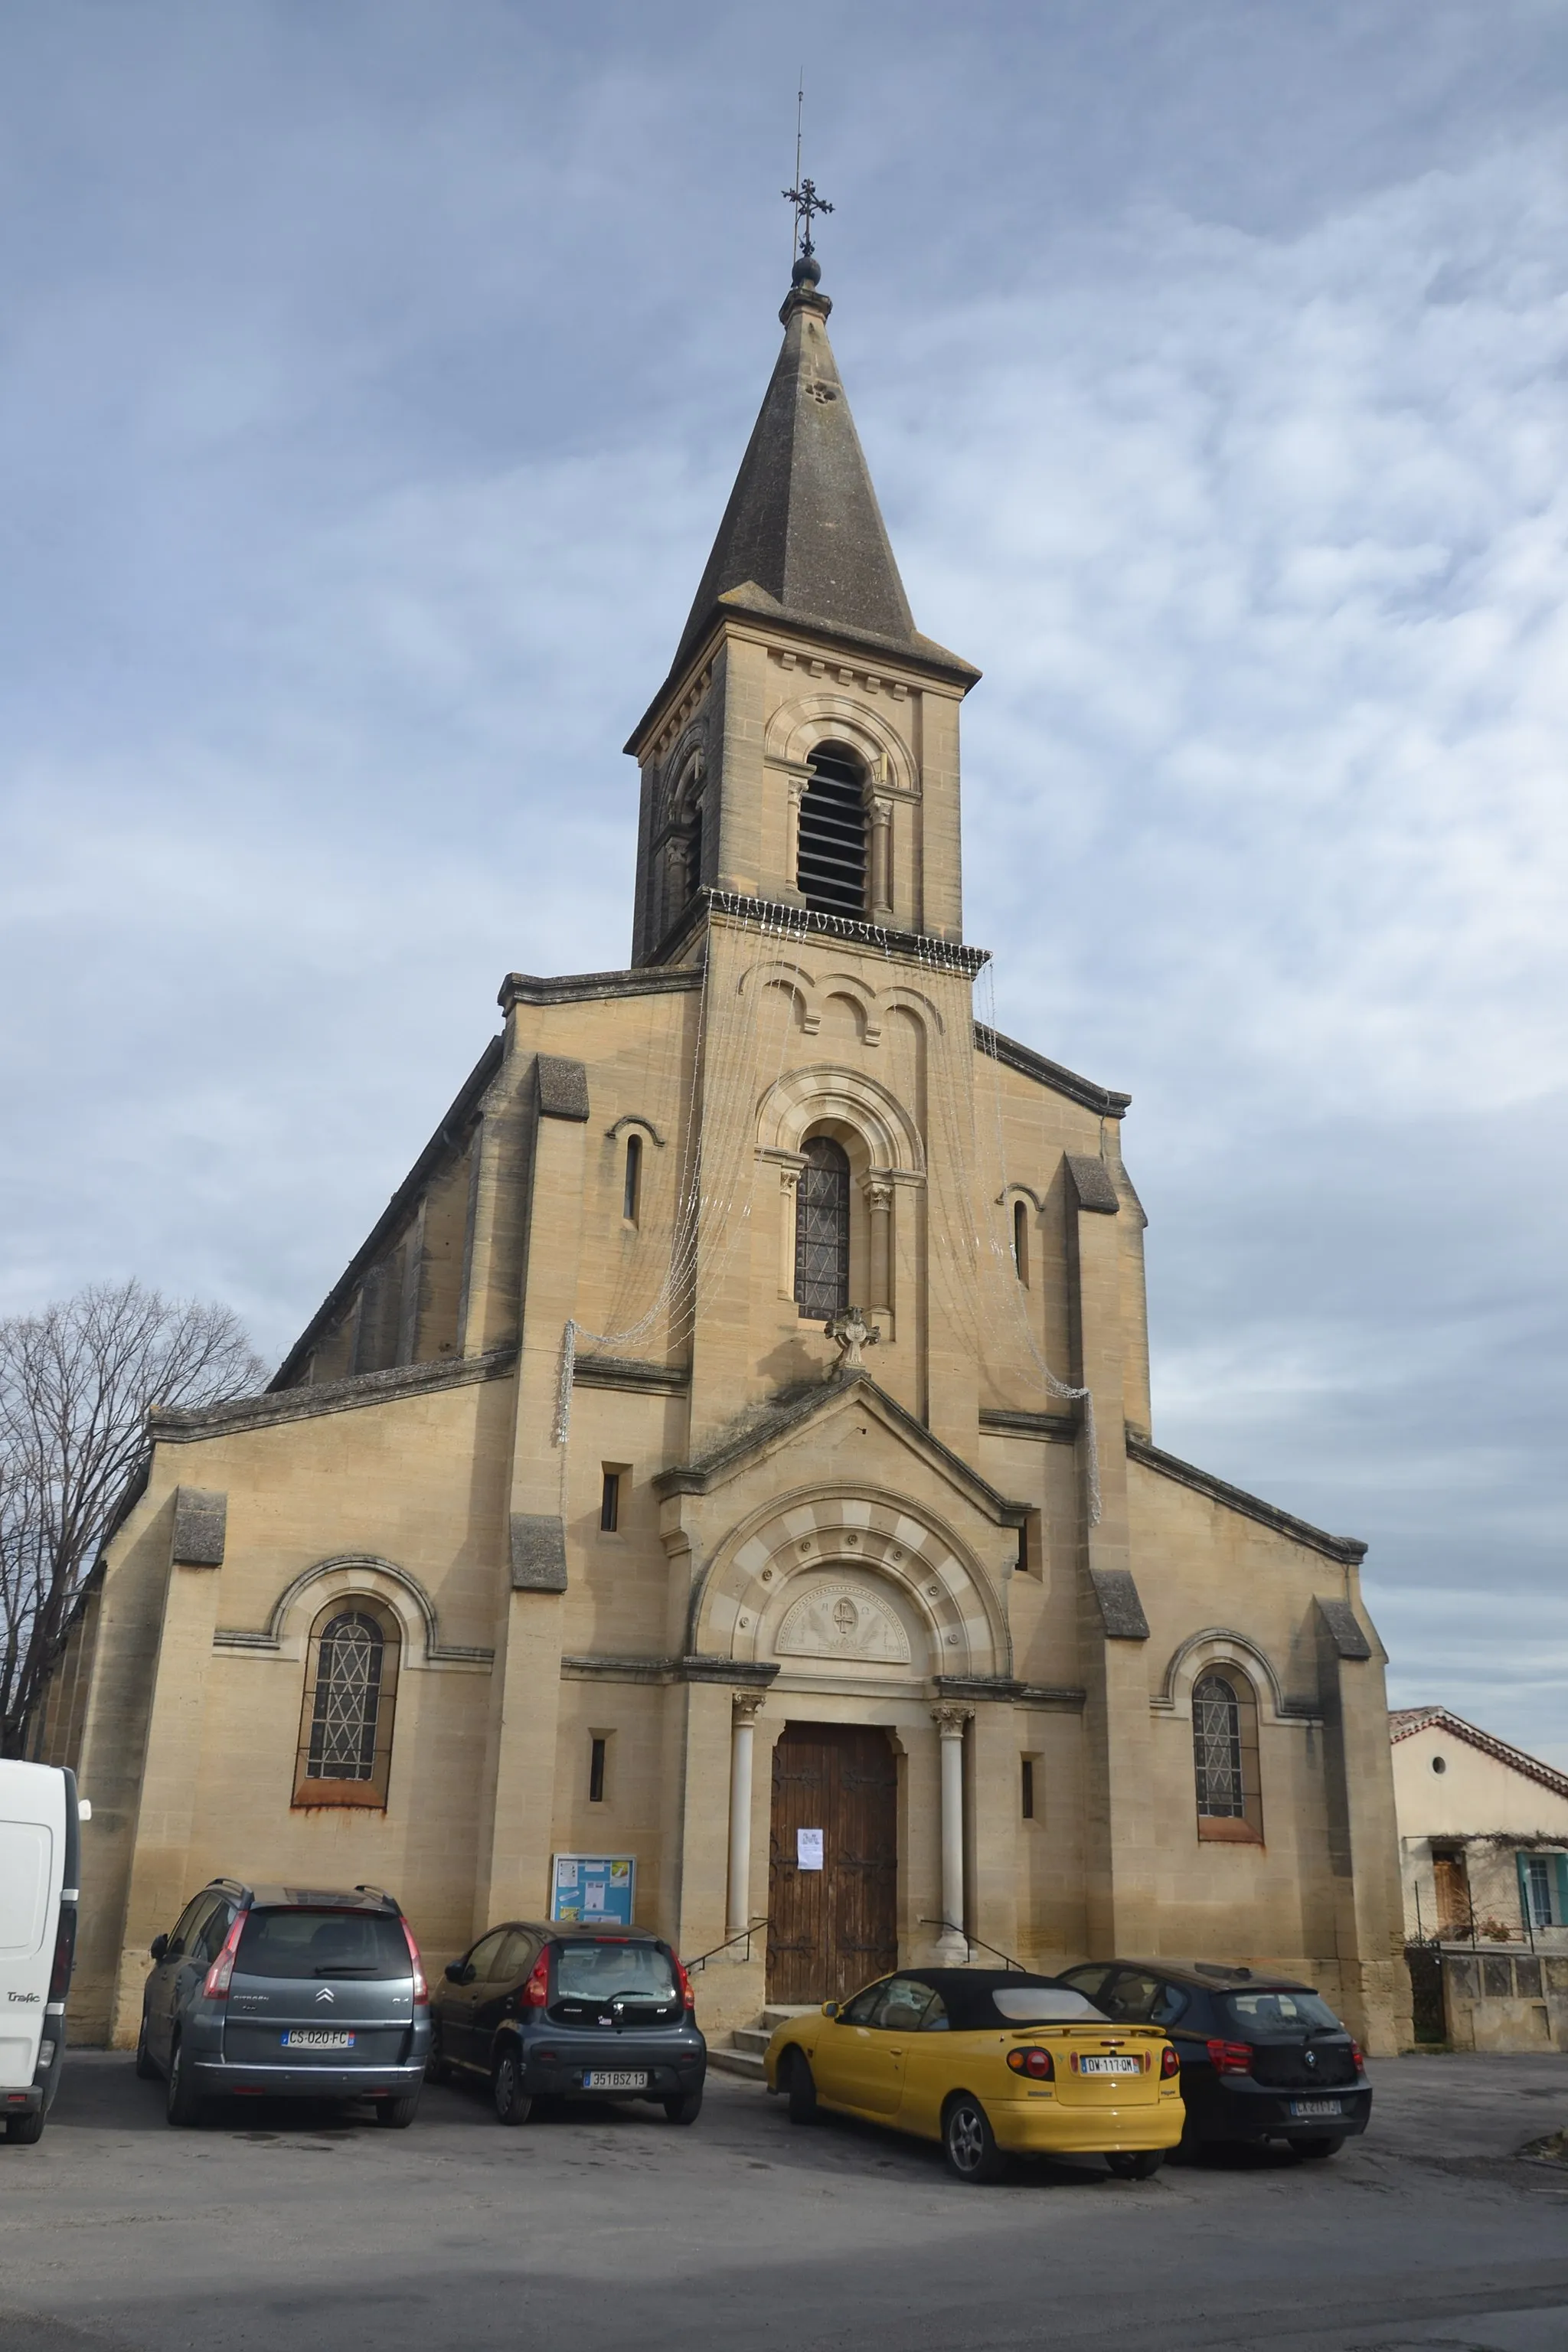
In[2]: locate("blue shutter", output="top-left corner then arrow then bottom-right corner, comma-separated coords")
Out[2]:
1553,1854 -> 1568,1929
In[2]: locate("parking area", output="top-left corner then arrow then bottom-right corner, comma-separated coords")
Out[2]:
2,2050 -> 1566,2352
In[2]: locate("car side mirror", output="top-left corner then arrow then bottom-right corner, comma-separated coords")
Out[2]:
149,1934 -> 168,1963
821,2001 -> 838,2020
443,1960 -> 466,1983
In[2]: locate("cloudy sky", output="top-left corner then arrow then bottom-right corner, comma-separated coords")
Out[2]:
3,2 -> 1565,1762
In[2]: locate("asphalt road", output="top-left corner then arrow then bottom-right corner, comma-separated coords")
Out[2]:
2,2050 -> 1565,2352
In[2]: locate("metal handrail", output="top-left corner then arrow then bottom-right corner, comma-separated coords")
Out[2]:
919,1919 -> 1024,1971
685,1918 -> 769,1974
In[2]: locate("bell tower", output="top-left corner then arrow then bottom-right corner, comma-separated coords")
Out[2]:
625,253 -> 981,965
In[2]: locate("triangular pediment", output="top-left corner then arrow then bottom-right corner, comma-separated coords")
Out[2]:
652,1370 -> 1027,1530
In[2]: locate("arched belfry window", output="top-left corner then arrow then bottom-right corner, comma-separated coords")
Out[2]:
1192,1668 -> 1262,1842
795,1136 -> 851,1321
294,1600 -> 400,1810
797,745 -> 867,917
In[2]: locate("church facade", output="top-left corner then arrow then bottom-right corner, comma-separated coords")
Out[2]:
39,253 -> 1413,2053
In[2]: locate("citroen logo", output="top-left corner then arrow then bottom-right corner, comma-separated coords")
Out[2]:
315,1987 -> 336,2005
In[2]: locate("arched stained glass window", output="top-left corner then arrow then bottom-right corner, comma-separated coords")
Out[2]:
295,1600 -> 400,1808
795,1136 -> 851,1321
797,745 -> 867,917
1192,1673 -> 1245,1819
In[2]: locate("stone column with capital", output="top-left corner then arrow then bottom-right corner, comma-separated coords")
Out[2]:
868,795 -> 894,920
726,1690 -> 767,1943
778,1164 -> 801,1299
931,1704 -> 972,1963
864,1178 -> 893,1315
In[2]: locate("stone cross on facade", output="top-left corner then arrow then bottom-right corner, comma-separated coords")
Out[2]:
825,1304 -> 879,1372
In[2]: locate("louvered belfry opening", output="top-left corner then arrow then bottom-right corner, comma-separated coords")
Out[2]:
795,1135 -> 851,1320
797,745 -> 867,916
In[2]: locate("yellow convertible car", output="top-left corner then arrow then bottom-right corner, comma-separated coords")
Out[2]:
765,1968 -> 1183,2183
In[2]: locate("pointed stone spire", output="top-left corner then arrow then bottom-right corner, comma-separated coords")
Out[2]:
671,258 -> 971,678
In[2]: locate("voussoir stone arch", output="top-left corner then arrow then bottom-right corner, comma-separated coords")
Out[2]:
756,1064 -> 923,1174
214,1554 -> 493,1671
1154,1627 -> 1289,1723
763,694 -> 918,798
692,1484 -> 1010,1680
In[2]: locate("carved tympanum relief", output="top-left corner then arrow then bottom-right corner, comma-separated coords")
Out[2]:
774,1580 -> 911,1665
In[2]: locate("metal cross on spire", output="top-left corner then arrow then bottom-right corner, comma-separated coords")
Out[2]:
783,75 -> 832,262
782,174 -> 834,262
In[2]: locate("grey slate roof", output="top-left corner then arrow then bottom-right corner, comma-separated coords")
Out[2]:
671,279 -> 977,682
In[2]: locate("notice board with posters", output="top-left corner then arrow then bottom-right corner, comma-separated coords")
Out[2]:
550,1854 -> 635,1926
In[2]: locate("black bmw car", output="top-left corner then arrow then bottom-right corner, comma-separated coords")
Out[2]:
430,1921 -> 706,2125
1057,1960 -> 1370,2157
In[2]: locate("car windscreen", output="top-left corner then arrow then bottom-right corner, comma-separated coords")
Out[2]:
236,1908 -> 410,1979
1223,1988 -> 1342,2034
991,1987 -> 1105,2023
552,1940 -> 678,2002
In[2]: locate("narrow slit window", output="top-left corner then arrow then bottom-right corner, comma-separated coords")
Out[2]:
589,1736 -> 607,1804
622,1132 -> 642,1223
1013,1199 -> 1029,1282
1021,1758 -> 1036,1821
796,745 -> 867,917
795,1136 -> 851,1320
599,1469 -> 622,1533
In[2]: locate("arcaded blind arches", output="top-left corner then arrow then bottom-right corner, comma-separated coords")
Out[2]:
795,1135 -> 851,1320
797,745 -> 867,916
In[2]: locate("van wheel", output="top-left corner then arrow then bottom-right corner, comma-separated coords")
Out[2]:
165,2038 -> 203,2128
6,2109 -> 44,2145
375,2095 -> 420,2129
135,2013 -> 158,2081
786,2052 -> 818,2125
492,2050 -> 532,2125
1106,2149 -> 1164,2180
942,2093 -> 1007,2184
662,2090 -> 703,2125
1289,2135 -> 1344,2159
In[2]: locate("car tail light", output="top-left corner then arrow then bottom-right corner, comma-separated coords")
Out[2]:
202,1911 -> 248,2001
400,1917 -> 428,2004
47,1906 -> 77,2002
1205,2038 -> 1253,2076
1161,2043 -> 1181,2079
1006,2046 -> 1054,2080
522,1952 -> 551,2008
1350,2040 -> 1364,2070
674,1955 -> 695,2014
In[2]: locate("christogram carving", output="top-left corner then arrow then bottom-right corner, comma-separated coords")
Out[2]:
776,1582 -> 911,1665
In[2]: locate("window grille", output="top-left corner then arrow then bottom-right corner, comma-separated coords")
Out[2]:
796,746 -> 867,916
305,1612 -> 384,1783
795,1136 -> 851,1320
1192,1673 -> 1246,1818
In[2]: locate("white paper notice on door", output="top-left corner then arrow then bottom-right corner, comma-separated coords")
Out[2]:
797,1828 -> 825,1871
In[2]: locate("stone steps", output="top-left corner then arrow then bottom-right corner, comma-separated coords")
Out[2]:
707,2003 -> 819,2082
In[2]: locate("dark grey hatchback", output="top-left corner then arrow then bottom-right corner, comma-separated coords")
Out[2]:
136,1881 -> 430,2127
430,1922 -> 705,2125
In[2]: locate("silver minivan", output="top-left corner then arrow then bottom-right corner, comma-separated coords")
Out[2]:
0,1760 -> 87,2145
137,1880 -> 430,2126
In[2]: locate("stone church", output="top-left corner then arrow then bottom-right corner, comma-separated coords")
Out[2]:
39,250 -> 1411,2053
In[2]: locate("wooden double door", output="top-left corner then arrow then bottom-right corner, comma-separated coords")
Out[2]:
768,1722 -> 898,2004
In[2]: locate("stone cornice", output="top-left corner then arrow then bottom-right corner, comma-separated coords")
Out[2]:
975,1024 -> 1130,1120
572,1354 -> 691,1395
154,1348 -> 516,1442
560,1655 -> 781,1688
1126,1434 -> 1367,1565
978,1407 -> 1080,1443
498,966 -> 704,1012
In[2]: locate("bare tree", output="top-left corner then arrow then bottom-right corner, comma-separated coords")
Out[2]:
0,1281 -> 267,1755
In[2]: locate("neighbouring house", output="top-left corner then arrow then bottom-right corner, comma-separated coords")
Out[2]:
1391,1705 -> 1568,2051
31,248 -> 1411,2058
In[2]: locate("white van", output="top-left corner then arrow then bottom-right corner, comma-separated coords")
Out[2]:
0,1760 -> 87,2145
